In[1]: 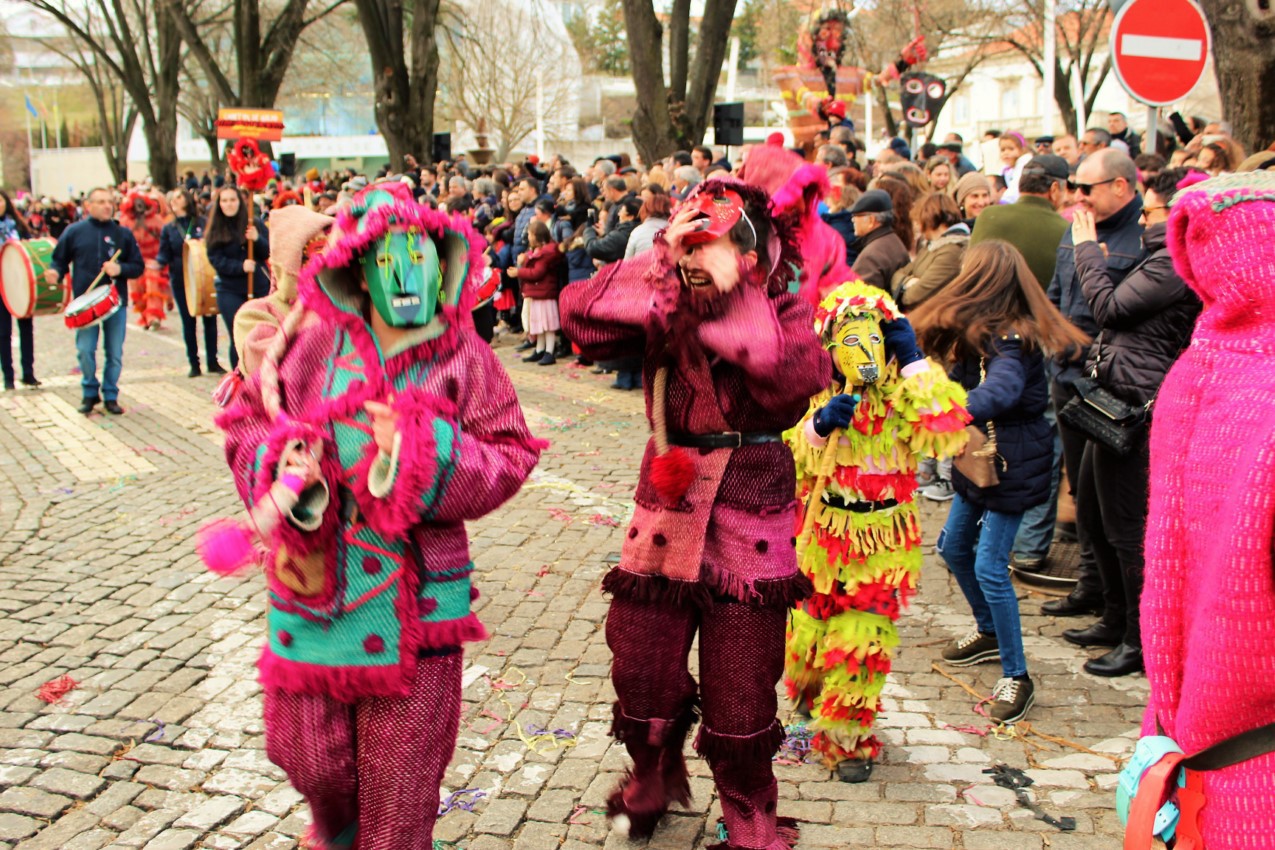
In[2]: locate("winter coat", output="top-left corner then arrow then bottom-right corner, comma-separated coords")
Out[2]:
49,217 -> 145,305
206,217 -> 270,297
1047,195 -> 1145,387
624,217 -> 670,260
564,237 -> 595,283
821,210 -> 859,267
518,243 -> 564,299
1074,222 -> 1201,407
969,195 -> 1069,291
851,225 -> 911,292
949,336 -> 1053,513
583,218 -> 636,265
891,225 -> 969,310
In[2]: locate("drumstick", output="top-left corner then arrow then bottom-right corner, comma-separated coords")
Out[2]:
88,250 -> 123,290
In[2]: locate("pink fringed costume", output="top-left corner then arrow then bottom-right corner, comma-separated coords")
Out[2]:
1141,173 -> 1275,849
215,183 -> 543,849
559,179 -> 831,850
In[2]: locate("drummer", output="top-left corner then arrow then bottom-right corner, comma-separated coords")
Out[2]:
204,186 -> 269,371
157,188 -> 225,378
0,189 -> 39,391
45,187 -> 143,415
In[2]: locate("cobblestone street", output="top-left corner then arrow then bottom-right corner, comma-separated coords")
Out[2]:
0,316 -> 1146,850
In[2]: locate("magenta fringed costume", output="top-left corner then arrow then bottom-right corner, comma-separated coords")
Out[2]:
560,179 -> 830,850
1141,173 -> 1275,849
216,184 -> 543,849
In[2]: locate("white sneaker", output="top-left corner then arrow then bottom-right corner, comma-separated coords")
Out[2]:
918,479 -> 955,502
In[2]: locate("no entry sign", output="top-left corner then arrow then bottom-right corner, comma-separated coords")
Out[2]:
1110,0 -> 1212,106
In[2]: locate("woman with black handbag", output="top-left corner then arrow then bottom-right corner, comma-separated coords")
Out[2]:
911,241 -> 1090,723
1062,168 -> 1202,677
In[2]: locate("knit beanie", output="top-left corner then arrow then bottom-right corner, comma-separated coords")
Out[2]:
955,171 -> 992,210
266,204 -> 334,302
1167,171 -> 1275,306
305,167 -> 320,182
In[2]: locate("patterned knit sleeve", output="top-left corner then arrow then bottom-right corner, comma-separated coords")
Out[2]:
559,252 -> 671,362
356,336 -> 546,530
696,286 -> 832,421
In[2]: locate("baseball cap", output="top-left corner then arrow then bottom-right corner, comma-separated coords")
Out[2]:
1022,154 -> 1070,182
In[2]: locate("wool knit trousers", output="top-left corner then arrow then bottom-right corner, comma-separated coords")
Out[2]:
606,592 -> 793,850
262,650 -> 462,849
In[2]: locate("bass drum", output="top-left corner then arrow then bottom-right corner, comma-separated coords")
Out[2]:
183,239 -> 219,317
1,239 -> 67,318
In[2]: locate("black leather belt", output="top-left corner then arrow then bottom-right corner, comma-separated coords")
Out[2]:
821,493 -> 899,512
668,431 -> 783,449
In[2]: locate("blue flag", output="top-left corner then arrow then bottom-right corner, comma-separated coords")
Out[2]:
24,95 -> 38,118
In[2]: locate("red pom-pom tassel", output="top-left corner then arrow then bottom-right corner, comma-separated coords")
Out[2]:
196,518 -> 259,575
650,448 -> 695,504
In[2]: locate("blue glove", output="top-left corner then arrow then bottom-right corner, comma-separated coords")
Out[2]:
812,393 -> 861,437
880,317 -> 924,369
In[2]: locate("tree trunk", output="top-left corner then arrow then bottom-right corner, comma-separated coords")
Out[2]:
621,0 -> 737,164
408,0 -> 441,165
204,134 -> 221,170
1198,0 -> 1275,155
149,12 -> 183,190
668,0 -> 690,103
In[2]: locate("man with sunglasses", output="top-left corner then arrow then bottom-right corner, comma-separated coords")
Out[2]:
1040,148 -> 1146,618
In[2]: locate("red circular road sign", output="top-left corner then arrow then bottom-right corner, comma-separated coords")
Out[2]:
1110,0 -> 1212,106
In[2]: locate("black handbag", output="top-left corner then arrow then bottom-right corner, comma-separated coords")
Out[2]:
1058,377 -> 1147,456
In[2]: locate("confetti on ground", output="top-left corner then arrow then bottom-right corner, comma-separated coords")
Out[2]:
144,720 -> 166,742
437,788 -> 486,816
36,675 -> 79,704
944,723 -> 990,737
568,805 -> 591,825
587,513 -> 621,527
548,507 -> 574,524
774,723 -> 814,764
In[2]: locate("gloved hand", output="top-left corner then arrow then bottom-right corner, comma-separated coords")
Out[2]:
812,393 -> 860,437
881,317 -> 924,369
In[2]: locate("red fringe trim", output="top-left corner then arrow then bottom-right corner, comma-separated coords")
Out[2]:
419,613 -> 487,650
705,569 -> 814,608
257,646 -> 412,702
610,700 -> 700,749
694,718 -> 785,763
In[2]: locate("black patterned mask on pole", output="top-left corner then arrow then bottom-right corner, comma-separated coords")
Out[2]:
900,72 -> 949,127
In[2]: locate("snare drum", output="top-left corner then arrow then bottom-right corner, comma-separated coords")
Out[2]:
182,240 -> 219,317
64,284 -> 123,330
1,239 -> 66,318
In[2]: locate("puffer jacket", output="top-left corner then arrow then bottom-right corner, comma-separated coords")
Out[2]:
1047,195 -> 1145,387
950,335 -> 1053,513
1074,222 -> 1201,407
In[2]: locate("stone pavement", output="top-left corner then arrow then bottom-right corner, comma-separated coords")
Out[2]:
0,315 -> 1148,850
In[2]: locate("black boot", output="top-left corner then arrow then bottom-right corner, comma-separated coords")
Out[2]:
1084,643 -> 1143,677
1041,591 -> 1103,617
1062,621 -> 1123,648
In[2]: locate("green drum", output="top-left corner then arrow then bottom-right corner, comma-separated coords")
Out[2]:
1,239 -> 65,319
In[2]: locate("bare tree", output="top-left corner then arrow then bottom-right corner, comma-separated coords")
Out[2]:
353,0 -> 442,170
975,0 -> 1112,136
23,0 -> 185,188
621,0 -> 739,164
437,0 -> 579,162
1197,0 -> 1275,155
163,0 -> 345,113
41,37 -> 139,183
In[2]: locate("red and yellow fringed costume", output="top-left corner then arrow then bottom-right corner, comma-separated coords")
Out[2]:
119,191 -> 171,328
785,281 -> 968,776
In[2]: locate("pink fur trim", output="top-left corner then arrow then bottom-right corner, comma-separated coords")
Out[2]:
771,164 -> 830,218
420,613 -> 488,649
346,391 -> 459,538
197,518 -> 260,575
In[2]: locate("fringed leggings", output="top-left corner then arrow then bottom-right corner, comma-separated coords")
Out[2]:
606,593 -> 794,850
263,650 -> 462,850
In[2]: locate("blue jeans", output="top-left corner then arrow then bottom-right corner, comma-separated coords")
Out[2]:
937,493 -> 1028,678
1013,403 -> 1061,560
215,287 -> 250,371
76,305 -> 126,402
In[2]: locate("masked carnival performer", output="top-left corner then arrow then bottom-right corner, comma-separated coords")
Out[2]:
208,182 -> 543,849
120,189 -> 171,329
784,281 -> 968,782
560,180 -> 830,850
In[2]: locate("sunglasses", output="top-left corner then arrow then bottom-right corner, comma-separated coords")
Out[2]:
1139,205 -> 1168,219
1068,178 -> 1117,195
